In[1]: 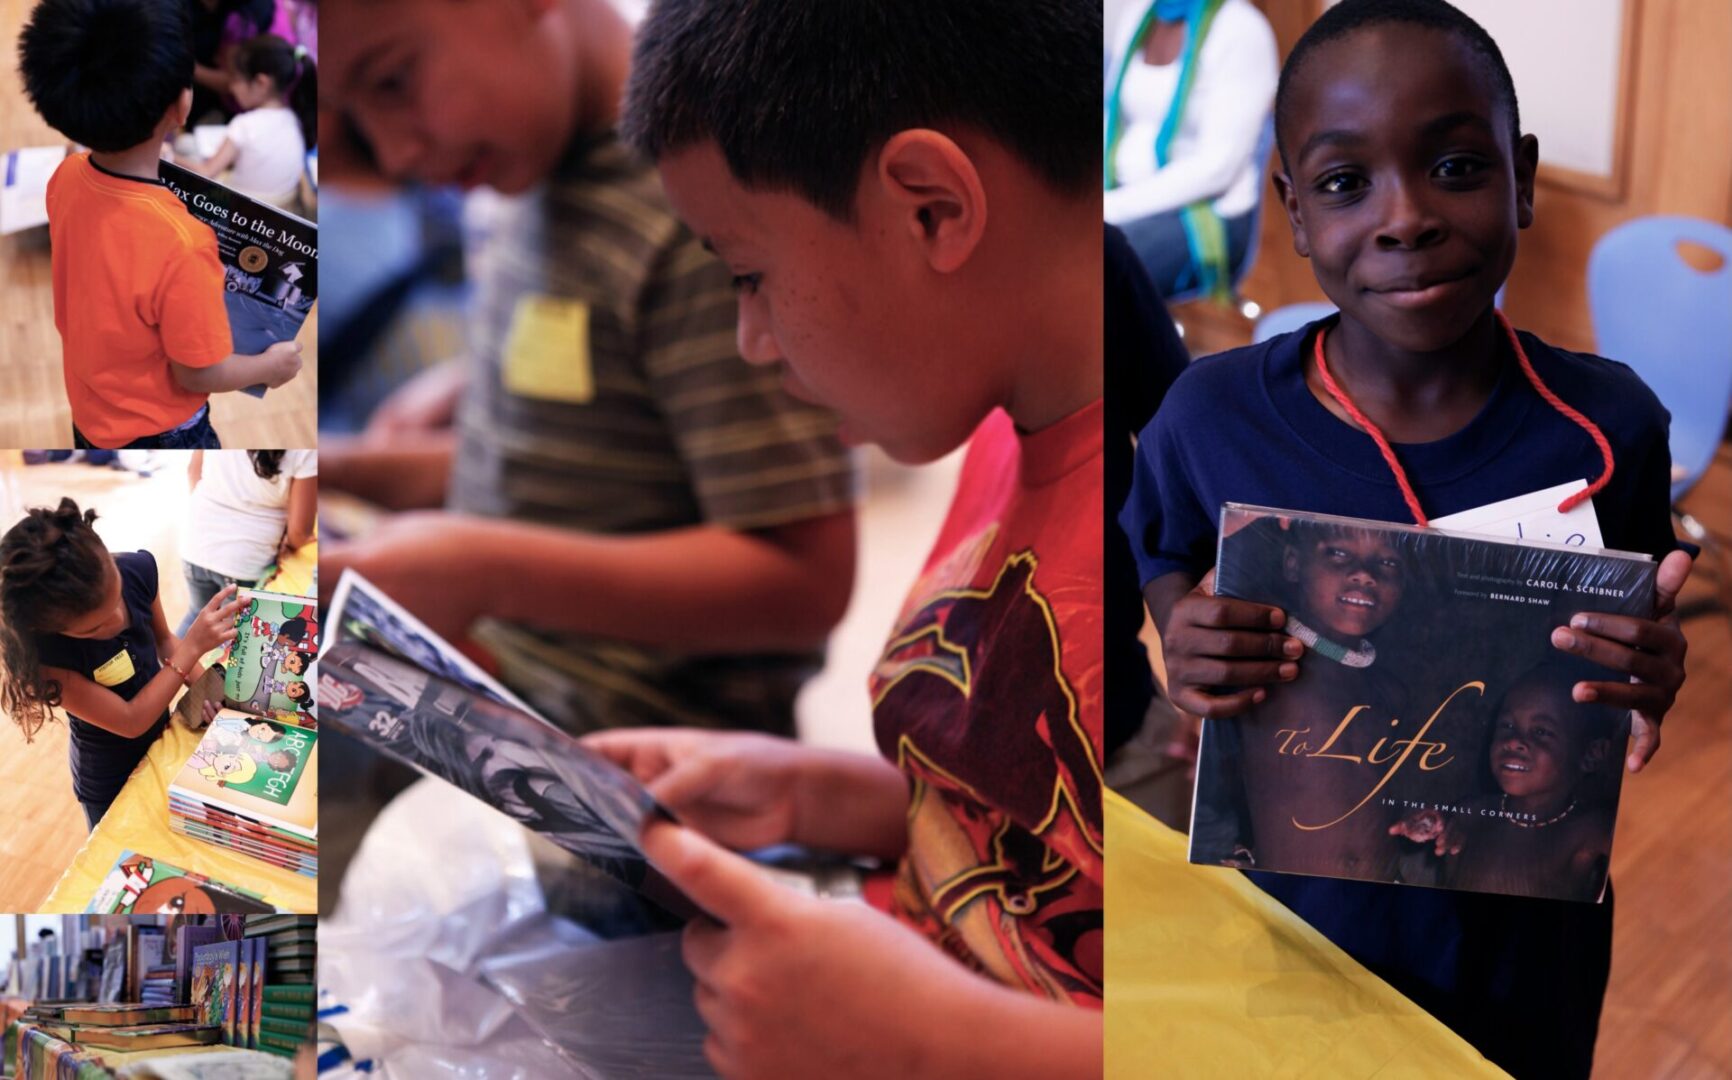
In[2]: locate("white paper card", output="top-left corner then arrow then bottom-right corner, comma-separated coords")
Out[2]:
1432,479 -> 1605,550
0,146 -> 68,235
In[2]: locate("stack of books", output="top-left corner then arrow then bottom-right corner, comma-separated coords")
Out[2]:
255,984 -> 314,1060
190,936 -> 265,1050
167,711 -> 318,877
23,1003 -> 220,1052
139,964 -> 177,1007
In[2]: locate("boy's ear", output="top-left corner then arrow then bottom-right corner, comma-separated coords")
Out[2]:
159,89 -> 192,137
1271,169 -> 1311,259
1514,134 -> 1539,230
873,130 -> 987,274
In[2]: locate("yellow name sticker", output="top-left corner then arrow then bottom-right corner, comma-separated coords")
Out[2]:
502,295 -> 594,404
92,648 -> 136,688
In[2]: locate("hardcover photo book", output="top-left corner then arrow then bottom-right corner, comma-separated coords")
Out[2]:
1190,504 -> 1657,903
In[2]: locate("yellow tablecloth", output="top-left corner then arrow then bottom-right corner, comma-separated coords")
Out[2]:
1104,788 -> 1509,1079
39,545 -> 318,914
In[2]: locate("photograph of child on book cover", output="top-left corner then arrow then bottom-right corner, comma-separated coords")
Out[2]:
1190,507 -> 1650,903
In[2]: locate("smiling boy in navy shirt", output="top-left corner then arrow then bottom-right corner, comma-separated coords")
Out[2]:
1121,2 -> 1692,1076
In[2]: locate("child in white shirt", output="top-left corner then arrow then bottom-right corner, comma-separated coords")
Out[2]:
181,34 -> 316,210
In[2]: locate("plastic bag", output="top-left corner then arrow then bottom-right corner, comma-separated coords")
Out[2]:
319,778 -> 711,1079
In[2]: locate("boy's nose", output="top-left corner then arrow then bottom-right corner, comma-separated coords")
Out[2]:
1374,179 -> 1446,250
735,298 -> 783,366
368,125 -> 432,186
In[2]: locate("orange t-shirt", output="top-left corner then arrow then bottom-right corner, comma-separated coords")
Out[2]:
46,153 -> 231,447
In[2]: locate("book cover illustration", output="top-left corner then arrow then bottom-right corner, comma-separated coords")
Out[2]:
170,710 -> 317,838
222,591 -> 318,726
324,570 -> 534,714
87,851 -> 277,915
189,941 -> 241,1040
158,161 -> 317,398
1190,504 -> 1657,904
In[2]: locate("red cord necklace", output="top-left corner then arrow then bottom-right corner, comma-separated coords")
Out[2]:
1312,309 -> 1615,527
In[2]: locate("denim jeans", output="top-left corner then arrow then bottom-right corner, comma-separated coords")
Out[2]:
179,561 -> 246,636
82,799 -> 109,832
1118,208 -> 1256,301
74,404 -> 222,450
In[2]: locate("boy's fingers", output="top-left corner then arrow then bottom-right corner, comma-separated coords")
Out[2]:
1190,629 -> 1305,660
1184,597 -> 1286,631
648,757 -> 728,811
1653,550 -> 1693,619
642,819 -> 773,927
1573,679 -> 1670,713
1551,628 -> 1674,684
1184,658 -> 1298,687
1171,685 -> 1267,719
1561,613 -> 1682,655
1627,715 -> 1661,772
680,918 -> 728,982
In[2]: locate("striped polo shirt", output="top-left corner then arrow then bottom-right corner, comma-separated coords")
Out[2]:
447,133 -> 855,736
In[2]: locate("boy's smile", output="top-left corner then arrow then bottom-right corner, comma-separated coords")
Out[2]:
1491,681 -> 1584,802
1275,25 -> 1537,354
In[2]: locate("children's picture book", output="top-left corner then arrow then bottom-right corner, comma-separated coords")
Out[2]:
247,938 -> 265,1050
1190,504 -> 1657,904
189,941 -> 241,1043
158,161 -> 317,397
1,145 -> 67,234
175,924 -> 224,1004
87,851 -> 277,915
222,590 -> 319,726
320,572 -> 689,922
170,711 -> 317,840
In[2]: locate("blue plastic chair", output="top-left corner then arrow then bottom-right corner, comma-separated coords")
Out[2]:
1588,214 -> 1732,621
1588,216 -> 1732,503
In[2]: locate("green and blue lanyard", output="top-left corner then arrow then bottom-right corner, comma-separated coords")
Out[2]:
1104,0 -> 1233,302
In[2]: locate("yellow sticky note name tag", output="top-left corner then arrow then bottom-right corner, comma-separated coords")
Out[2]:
92,648 -> 136,688
502,295 -> 594,404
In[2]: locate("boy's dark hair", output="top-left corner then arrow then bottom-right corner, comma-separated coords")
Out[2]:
17,0 -> 195,153
232,33 -> 318,150
1275,0 -> 1521,166
621,0 -> 1100,219
0,499 -> 111,741
249,450 -> 284,480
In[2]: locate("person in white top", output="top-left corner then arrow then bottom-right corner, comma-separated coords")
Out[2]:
178,34 -> 316,210
1104,0 -> 1278,298
177,450 -> 317,635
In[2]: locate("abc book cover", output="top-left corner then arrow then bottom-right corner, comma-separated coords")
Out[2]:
1190,504 -> 1656,903
159,162 -> 316,397
169,709 -> 318,839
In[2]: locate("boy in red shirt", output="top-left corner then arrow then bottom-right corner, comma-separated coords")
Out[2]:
584,2 -> 1103,1076
19,0 -> 302,448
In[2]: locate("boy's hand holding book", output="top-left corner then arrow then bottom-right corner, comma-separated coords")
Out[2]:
641,818 -> 1098,1080
583,729 -> 910,862
1151,569 -> 1303,719
258,340 -> 304,389
1548,548 -> 1692,773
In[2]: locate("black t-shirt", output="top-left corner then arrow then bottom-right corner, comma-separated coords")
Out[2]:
35,551 -> 169,805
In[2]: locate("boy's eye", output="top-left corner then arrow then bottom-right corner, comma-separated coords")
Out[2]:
1316,172 -> 1366,196
1434,156 -> 1487,181
730,273 -> 763,296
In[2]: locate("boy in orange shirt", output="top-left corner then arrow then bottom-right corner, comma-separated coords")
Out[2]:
19,0 -> 302,449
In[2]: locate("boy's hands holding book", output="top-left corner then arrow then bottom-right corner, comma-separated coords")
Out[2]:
1148,570 -> 1303,718
642,819 -> 1100,1080
258,340 -> 304,388
583,729 -> 910,861
1548,548 -> 1692,773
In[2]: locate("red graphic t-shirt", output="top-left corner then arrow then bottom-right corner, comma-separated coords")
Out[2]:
871,400 -> 1104,1005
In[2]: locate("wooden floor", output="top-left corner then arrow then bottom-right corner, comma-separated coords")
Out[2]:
0,460 -> 199,910
1,1 -> 317,450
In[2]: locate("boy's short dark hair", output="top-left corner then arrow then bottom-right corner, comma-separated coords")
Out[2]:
1275,0 -> 1521,165
621,0 -> 1100,220
17,0 -> 194,153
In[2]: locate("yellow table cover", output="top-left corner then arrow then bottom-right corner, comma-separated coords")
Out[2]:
39,545 -> 318,914
1104,788 -> 1509,1079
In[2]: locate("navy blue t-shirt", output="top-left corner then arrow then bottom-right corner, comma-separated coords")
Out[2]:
1120,318 -> 1675,1079
35,551 -> 169,808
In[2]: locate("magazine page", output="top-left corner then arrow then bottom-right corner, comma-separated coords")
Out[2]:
1191,504 -> 1657,903
158,161 -> 318,397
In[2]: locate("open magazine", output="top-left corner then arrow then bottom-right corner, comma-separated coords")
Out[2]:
1190,504 -> 1656,903
158,161 -> 316,398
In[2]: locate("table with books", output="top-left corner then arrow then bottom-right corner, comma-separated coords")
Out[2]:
39,544 -> 319,915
